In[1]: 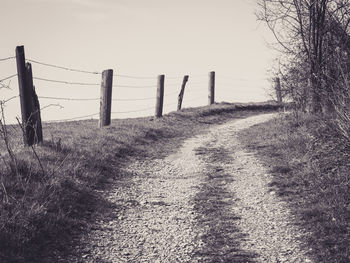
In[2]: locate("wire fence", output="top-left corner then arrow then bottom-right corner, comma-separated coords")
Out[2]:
1,52 -> 271,125
2,95 -> 19,104
0,74 -> 18,83
0,56 -> 16,62
33,76 -> 100,86
27,58 -> 101,75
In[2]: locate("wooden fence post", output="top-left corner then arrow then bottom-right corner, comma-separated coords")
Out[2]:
177,75 -> 189,111
25,62 -> 43,143
208,71 -> 215,105
275,77 -> 282,104
99,69 -> 113,127
155,74 -> 165,118
16,45 -> 42,146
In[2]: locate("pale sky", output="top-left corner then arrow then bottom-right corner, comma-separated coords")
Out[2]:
0,0 -> 276,123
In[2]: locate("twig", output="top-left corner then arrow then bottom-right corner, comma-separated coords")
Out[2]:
0,102 -> 19,176
16,117 -> 45,176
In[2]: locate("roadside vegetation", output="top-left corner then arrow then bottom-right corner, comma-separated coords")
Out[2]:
0,102 -> 279,262
239,112 -> 350,262
253,2 -> 350,261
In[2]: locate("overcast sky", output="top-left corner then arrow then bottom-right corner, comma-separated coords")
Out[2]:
1,0 -> 276,123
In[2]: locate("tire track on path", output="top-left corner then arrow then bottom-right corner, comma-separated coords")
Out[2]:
194,113 -> 313,262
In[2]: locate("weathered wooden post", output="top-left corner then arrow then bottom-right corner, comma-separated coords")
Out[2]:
208,71 -> 215,105
275,77 -> 282,104
177,75 -> 189,111
99,69 -> 113,127
25,63 -> 43,143
16,45 -> 42,146
155,74 -> 165,118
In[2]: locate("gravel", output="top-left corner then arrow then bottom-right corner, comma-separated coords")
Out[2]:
67,112 -> 313,263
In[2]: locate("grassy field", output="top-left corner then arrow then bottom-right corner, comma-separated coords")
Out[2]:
238,113 -> 350,262
0,102 -> 280,262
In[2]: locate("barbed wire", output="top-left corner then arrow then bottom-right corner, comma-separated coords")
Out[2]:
190,74 -> 209,77
0,74 -> 17,82
2,95 -> 19,104
33,76 -> 158,88
113,96 -> 155,101
27,58 -> 159,79
33,77 -> 99,86
165,76 -> 184,80
182,97 -> 204,103
38,95 -> 155,102
217,84 -> 265,89
47,112 -> 99,122
0,82 -> 13,90
39,96 -> 99,101
164,82 -> 207,89
183,82 -> 208,86
183,87 -> 206,93
49,106 -> 154,122
219,76 -> 268,81
114,84 -> 156,89
162,102 -> 179,108
27,59 -> 101,75
0,56 -> 16,62
40,103 -> 64,111
111,106 -> 155,114
114,74 -> 155,80
166,74 -> 208,79
43,96 -> 204,122
164,90 -> 181,96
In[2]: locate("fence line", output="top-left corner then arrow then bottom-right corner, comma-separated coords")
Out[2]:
27,58 -> 160,80
164,90 -> 182,96
37,93 -> 201,104
47,112 -> 100,123
0,82 -> 12,90
33,76 -> 158,89
33,76 -> 100,86
0,74 -> 18,82
113,97 -> 155,101
113,73 -> 155,79
39,96 -> 100,101
113,84 -> 156,89
166,74 -> 208,78
2,95 -> 19,104
38,95 -> 157,102
0,56 -> 16,62
219,76 -> 268,81
112,106 -> 155,114
27,59 -> 101,75
3,46 -> 232,141
48,105 -> 155,122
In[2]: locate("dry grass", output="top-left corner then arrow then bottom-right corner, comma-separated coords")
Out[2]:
0,102 -> 280,262
239,113 -> 350,262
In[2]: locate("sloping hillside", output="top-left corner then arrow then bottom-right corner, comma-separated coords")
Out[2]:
0,102 -> 279,262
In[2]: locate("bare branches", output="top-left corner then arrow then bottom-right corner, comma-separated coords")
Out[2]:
0,102 -> 19,176
257,0 -> 350,113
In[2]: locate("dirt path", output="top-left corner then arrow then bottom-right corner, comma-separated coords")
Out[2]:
70,113 -> 312,263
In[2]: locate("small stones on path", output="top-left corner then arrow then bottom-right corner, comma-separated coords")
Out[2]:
66,113 -> 313,263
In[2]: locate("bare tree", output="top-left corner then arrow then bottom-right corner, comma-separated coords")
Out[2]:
257,0 -> 350,113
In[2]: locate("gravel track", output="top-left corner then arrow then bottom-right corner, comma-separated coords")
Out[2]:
69,113 -> 312,263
